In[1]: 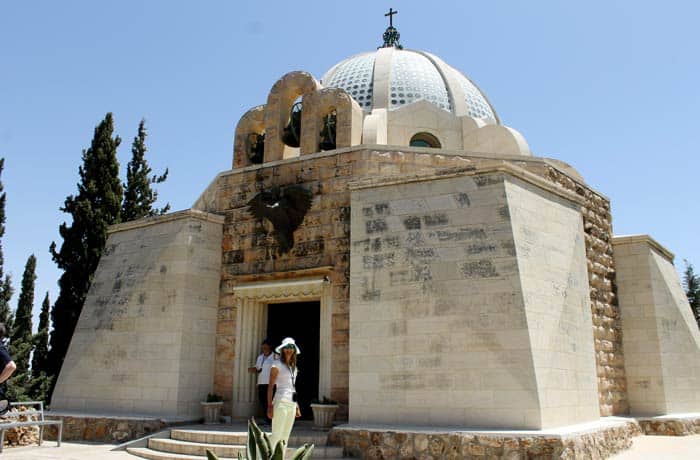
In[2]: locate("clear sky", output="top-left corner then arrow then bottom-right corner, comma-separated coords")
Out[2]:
1,1 -> 698,327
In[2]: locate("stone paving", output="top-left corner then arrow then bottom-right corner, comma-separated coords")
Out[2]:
1,435 -> 699,459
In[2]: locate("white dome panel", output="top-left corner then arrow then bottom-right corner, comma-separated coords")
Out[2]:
389,51 -> 451,112
322,52 -> 375,111
322,48 -> 498,122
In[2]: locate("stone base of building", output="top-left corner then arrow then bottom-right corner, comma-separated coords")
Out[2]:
328,418 -> 645,459
42,412 -> 197,443
637,414 -> 700,436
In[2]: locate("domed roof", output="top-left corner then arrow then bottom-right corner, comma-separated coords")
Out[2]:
321,48 -> 499,123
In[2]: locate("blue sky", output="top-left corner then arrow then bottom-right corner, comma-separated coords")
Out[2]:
1,1 -> 699,327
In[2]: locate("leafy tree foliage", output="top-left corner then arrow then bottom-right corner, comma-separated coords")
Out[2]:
32,292 -> 50,378
7,255 -> 36,401
0,159 -> 13,330
121,119 -> 169,221
683,260 -> 700,330
48,113 -> 123,384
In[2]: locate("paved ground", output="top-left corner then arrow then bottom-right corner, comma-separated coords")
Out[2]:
610,434 -> 700,459
2,434 -> 700,459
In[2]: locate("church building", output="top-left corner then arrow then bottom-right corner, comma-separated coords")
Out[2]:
51,13 -> 700,438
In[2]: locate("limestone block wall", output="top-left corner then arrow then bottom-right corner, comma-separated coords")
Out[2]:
613,235 -> 700,415
51,210 -> 224,418
205,149 -> 492,418
540,164 -> 629,416
348,165 -> 599,429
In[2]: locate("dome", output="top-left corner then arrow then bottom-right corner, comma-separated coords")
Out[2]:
321,48 -> 499,123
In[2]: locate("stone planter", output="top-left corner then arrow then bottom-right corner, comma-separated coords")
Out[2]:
310,403 -> 338,430
201,401 -> 223,424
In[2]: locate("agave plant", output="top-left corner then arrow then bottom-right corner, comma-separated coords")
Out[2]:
206,417 -> 313,460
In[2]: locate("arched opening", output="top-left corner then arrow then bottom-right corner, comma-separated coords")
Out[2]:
319,109 -> 337,151
409,132 -> 441,148
247,132 -> 265,164
282,99 -> 303,148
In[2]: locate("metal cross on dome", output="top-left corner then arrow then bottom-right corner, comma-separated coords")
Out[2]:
385,8 -> 398,27
380,7 -> 403,49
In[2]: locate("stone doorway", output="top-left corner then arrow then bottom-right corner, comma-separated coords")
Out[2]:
230,276 -> 332,419
267,301 -> 320,420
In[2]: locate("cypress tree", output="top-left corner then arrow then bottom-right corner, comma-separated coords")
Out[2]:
32,292 -> 51,378
7,254 -> 36,401
683,260 -> 700,330
121,119 -> 169,221
48,113 -> 123,383
29,293 -> 52,402
0,159 -> 13,330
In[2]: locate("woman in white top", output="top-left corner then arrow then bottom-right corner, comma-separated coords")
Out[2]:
267,337 -> 301,451
247,338 -> 276,424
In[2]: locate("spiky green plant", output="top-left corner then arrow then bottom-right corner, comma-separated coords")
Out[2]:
206,418 -> 313,460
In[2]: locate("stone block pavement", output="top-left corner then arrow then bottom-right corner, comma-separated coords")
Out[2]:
1,435 -> 699,459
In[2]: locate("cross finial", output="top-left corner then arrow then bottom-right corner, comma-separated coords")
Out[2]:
385,8 -> 398,27
380,8 -> 403,49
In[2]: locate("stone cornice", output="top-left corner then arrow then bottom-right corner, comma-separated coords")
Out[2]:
612,234 -> 675,262
348,160 -> 586,207
108,209 -> 225,234
232,276 -> 329,301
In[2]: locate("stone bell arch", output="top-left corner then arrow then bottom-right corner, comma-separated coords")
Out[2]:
233,105 -> 266,169
300,87 -> 363,154
263,71 -> 321,162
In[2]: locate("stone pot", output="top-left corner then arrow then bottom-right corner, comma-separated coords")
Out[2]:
310,403 -> 338,430
201,401 -> 223,424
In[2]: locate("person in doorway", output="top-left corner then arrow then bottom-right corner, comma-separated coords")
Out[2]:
267,337 -> 301,452
0,323 -> 16,388
248,338 -> 276,425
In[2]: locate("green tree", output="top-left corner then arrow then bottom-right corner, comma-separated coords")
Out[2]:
121,119 -> 169,221
683,260 -> 700,330
7,254 -> 36,401
30,292 -> 53,402
48,113 -> 123,385
32,292 -> 51,378
0,159 -> 13,330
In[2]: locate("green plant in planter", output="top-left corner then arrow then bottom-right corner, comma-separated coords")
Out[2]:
206,418 -> 313,460
311,396 -> 338,405
206,393 -> 223,403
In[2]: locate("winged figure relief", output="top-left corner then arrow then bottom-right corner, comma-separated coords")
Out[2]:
246,185 -> 314,254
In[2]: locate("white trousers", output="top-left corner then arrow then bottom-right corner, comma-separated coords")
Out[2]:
269,400 -> 297,455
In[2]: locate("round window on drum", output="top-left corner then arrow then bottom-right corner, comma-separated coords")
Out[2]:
409,132 -> 441,148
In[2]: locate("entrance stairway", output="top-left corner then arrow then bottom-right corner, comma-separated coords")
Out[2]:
126,423 -> 346,459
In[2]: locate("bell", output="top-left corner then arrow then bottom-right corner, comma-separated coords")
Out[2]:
248,133 -> 265,164
282,102 -> 302,148
319,111 -> 337,151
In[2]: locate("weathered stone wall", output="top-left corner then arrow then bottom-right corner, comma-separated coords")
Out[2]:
613,235 -> 700,415
206,147 -> 629,421
210,149 -> 480,418
347,166 -> 598,429
329,420 -> 642,460
51,210 -> 224,418
43,415 -> 171,443
540,164 -> 629,416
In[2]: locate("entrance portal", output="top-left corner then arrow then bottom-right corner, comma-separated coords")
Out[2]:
266,301 -> 320,420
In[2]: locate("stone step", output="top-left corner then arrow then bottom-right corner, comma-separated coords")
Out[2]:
127,447 -> 237,460
127,450 -> 347,460
145,437 -> 343,459
170,428 -> 329,446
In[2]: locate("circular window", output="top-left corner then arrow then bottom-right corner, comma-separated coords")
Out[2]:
409,132 -> 441,148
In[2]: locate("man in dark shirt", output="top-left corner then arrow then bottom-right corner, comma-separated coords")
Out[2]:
0,323 -> 16,385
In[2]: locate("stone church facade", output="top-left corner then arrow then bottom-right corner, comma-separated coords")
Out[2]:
51,27 -> 700,432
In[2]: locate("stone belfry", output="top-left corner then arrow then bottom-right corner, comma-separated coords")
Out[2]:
51,9 -> 700,442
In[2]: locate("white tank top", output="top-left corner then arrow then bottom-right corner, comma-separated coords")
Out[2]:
272,362 -> 297,404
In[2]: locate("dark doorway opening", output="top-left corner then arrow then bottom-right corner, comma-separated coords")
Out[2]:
266,301 -> 320,420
